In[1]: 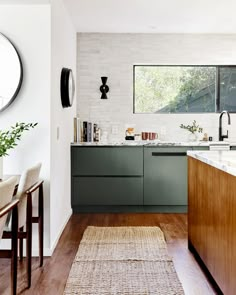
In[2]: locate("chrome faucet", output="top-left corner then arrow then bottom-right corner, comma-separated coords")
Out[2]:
219,110 -> 231,141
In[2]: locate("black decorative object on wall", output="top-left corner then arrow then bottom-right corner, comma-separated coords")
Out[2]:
100,77 -> 109,99
60,67 -> 75,108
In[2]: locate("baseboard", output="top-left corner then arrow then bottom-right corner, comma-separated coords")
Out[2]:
73,205 -> 188,213
34,246 -> 53,257
32,209 -> 72,257
0,241 -> 56,257
0,210 -> 72,257
48,209 -> 72,256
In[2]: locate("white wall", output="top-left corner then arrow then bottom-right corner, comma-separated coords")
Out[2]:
77,33 -> 236,142
0,2 -> 76,256
0,5 -> 51,252
50,0 -> 76,250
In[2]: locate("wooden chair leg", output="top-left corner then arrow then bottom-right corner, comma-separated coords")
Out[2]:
39,184 -> 44,267
11,205 -> 18,295
19,226 -> 24,262
26,194 -> 32,289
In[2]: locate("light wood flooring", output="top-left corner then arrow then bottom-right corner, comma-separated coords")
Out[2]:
0,213 -> 219,294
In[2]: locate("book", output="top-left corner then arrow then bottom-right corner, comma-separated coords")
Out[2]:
83,121 -> 87,142
87,122 -> 92,142
73,117 -> 80,143
80,121 -> 83,142
73,118 -> 77,142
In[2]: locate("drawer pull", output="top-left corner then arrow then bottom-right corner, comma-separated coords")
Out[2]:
152,152 -> 186,156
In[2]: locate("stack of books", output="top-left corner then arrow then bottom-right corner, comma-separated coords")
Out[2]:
74,118 -> 100,143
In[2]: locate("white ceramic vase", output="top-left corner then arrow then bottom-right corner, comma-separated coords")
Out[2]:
188,132 -> 198,142
0,157 -> 3,180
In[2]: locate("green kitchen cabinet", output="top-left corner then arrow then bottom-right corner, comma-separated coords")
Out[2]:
71,146 -> 143,176
71,146 -> 143,209
192,146 -> 209,151
71,144 -> 211,212
72,177 -> 143,205
144,147 -> 189,205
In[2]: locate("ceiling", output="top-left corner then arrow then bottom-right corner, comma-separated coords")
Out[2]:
63,0 -> 236,33
0,0 -> 50,4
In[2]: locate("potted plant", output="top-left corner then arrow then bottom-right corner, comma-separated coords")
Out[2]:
180,120 -> 203,142
0,122 -> 37,179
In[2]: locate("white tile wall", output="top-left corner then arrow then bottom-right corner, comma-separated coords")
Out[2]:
77,33 -> 236,142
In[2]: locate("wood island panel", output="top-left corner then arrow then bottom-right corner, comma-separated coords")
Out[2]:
188,157 -> 236,295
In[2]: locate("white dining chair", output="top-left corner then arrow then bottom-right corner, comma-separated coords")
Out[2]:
0,176 -> 19,295
3,163 -> 43,289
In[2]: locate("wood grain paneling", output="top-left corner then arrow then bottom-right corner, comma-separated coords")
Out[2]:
188,157 -> 236,295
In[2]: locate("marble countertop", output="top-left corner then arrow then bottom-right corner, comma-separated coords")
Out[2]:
71,140 -> 236,147
187,150 -> 236,176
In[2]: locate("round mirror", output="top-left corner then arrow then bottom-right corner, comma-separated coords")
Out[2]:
0,33 -> 23,112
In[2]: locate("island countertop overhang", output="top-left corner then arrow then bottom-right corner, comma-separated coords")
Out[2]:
187,150 -> 236,176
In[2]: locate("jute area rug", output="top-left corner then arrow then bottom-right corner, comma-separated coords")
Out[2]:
64,226 -> 185,295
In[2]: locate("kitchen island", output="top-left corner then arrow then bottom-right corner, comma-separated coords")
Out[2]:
187,151 -> 236,295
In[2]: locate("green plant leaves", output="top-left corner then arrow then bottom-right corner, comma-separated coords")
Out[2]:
0,122 -> 38,157
180,120 -> 203,134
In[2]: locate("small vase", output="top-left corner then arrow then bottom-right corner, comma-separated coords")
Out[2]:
0,157 -> 3,180
188,132 -> 198,142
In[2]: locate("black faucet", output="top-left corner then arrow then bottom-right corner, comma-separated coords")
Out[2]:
219,110 -> 231,141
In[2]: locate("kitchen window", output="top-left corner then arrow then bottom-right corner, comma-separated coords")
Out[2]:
133,65 -> 236,113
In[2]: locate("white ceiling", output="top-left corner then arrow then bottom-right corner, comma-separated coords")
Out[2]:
63,0 -> 236,33
0,0 -> 49,4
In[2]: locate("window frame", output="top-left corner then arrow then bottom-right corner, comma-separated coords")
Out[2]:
133,65 -> 236,114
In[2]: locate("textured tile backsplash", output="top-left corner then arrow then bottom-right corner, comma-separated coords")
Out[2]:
77,33 -> 236,142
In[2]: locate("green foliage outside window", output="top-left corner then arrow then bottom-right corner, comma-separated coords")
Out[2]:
134,66 -> 220,113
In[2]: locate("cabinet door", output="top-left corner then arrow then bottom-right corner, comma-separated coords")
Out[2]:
72,177 -> 143,205
144,147 -> 189,205
71,146 -> 143,176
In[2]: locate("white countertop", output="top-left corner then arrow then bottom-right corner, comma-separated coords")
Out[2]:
187,150 -> 236,176
71,140 -> 236,147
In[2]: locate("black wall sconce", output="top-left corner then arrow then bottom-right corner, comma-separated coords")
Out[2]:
100,76 -> 109,99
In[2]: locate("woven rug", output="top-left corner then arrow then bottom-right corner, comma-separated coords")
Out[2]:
64,226 -> 185,295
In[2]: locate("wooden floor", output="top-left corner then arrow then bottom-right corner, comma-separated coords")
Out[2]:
0,213 -> 218,295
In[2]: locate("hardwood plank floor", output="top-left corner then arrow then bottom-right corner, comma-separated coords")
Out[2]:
0,213 -> 218,295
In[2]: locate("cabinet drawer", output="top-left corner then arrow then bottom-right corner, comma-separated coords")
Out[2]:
71,147 -> 143,176
72,177 -> 143,205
